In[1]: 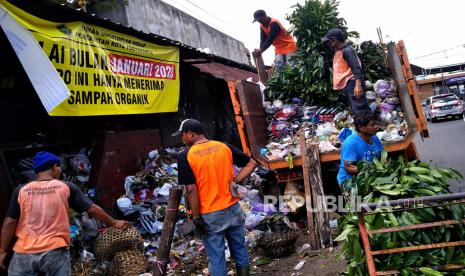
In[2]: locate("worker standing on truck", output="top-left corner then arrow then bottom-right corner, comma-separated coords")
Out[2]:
337,114 -> 383,189
0,151 -> 130,275
322,28 -> 371,115
174,119 -> 257,276
252,9 -> 298,70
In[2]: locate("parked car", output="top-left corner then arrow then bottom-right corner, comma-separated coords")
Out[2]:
424,93 -> 463,122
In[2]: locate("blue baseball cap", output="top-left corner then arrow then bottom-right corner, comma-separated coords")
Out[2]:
33,151 -> 60,173
321,28 -> 344,43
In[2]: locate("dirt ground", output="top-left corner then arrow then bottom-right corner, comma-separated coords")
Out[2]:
175,232 -> 347,276
251,234 -> 347,276
252,248 -> 346,276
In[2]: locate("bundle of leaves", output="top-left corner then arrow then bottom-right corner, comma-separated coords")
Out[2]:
267,0 -> 355,107
267,0 -> 390,107
336,152 -> 465,276
356,41 -> 391,83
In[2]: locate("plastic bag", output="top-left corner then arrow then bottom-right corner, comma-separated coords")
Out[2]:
284,180 -> 305,212
124,176 -> 136,198
158,183 -> 172,196
245,211 -> 266,230
70,154 -> 91,174
385,96 -> 400,105
251,202 -> 277,214
140,210 -> 163,234
374,80 -> 392,98
365,90 -> 377,101
377,102 -> 396,113
116,197 -> 136,216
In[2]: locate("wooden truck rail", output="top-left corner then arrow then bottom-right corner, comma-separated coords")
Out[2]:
229,41 -> 428,170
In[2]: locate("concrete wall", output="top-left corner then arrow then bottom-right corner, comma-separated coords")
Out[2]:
96,0 -> 251,65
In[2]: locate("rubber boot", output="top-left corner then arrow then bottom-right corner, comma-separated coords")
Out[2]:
236,266 -> 250,276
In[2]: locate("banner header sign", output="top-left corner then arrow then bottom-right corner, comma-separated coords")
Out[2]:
1,1 -> 180,116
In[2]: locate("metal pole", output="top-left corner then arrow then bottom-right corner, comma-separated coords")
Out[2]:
360,192 -> 465,213
357,212 -> 377,276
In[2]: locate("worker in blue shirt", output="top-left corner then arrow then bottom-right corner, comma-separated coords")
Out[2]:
337,114 -> 383,189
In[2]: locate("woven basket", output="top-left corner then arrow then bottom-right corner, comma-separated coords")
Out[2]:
71,260 -> 92,276
111,250 -> 148,276
257,230 -> 298,258
94,226 -> 144,259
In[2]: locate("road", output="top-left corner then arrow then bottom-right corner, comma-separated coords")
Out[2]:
414,117 -> 465,192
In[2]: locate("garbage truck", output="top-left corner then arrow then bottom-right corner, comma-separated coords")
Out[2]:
228,41 -> 428,171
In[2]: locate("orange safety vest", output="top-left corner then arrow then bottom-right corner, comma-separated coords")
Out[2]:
332,47 -> 360,90
187,141 -> 238,214
14,180 -> 72,253
260,18 -> 298,55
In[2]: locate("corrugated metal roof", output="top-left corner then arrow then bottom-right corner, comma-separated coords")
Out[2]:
192,62 -> 258,82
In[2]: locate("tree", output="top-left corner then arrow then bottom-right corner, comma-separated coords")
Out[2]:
267,0 -> 390,107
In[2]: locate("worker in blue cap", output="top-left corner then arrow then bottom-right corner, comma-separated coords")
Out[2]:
0,151 -> 131,275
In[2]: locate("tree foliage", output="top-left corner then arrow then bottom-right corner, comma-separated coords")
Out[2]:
267,0 -> 390,107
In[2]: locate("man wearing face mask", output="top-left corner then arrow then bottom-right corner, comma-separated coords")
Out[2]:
173,119 -> 257,276
0,151 -> 130,275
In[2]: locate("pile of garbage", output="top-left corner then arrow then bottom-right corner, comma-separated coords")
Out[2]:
66,147 -> 191,275
12,148 -> 95,198
10,146 -> 319,275
66,150 -> 310,275
261,79 -> 409,161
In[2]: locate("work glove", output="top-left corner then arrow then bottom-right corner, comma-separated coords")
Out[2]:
230,181 -> 246,199
193,217 -> 208,240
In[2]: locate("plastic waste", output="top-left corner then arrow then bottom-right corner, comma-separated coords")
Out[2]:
329,219 -> 338,230
116,197 -> 136,216
245,211 -> 266,230
70,154 -> 91,174
70,225 -> 79,238
158,183 -> 172,196
251,202 -> 277,214
247,189 -> 261,203
293,260 -> 306,270
378,102 -> 396,113
374,80 -> 392,98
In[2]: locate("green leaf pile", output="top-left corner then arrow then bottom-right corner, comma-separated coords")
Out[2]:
266,0 -> 390,106
337,153 -> 465,275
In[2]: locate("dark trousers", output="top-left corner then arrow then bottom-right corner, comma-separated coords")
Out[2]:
343,79 -> 371,116
8,247 -> 70,276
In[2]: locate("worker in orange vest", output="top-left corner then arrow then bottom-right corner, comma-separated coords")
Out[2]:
252,10 -> 298,70
322,28 -> 370,115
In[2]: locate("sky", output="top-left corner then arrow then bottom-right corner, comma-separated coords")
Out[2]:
162,0 -> 465,70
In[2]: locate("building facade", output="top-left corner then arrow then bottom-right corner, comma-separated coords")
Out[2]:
96,0 -> 251,65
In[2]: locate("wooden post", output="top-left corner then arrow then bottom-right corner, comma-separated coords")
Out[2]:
307,143 -> 332,248
299,131 -> 319,249
396,40 -> 429,139
227,81 -> 251,156
153,187 -> 183,276
253,54 -> 268,84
